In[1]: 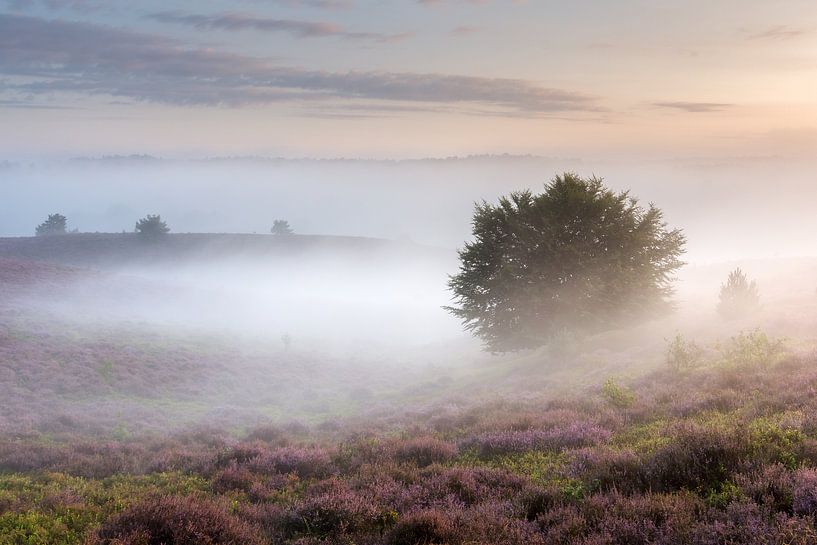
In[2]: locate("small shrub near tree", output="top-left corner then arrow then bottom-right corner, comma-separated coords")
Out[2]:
718,268 -> 760,320
135,214 -> 170,236
35,213 -> 68,236
271,220 -> 294,235
602,378 -> 636,409
718,329 -> 786,368
666,333 -> 705,373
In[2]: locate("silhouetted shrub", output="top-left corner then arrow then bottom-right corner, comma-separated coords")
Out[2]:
135,214 -> 170,236
718,268 -> 760,320
35,213 -> 67,236
271,219 -> 294,235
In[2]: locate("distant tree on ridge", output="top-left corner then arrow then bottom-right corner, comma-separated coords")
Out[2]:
271,220 -> 294,235
135,214 -> 170,236
35,213 -> 68,236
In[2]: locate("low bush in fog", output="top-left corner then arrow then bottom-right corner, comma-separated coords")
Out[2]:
666,333 -> 705,373
719,329 -> 786,368
718,267 -> 760,320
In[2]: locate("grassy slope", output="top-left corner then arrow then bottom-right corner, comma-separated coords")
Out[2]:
1,340 -> 817,544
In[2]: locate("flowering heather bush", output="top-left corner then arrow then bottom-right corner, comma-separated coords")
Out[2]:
248,446 -> 335,479
569,447 -> 643,493
792,468 -> 817,516
734,464 -> 795,513
211,462 -> 257,494
690,501 -> 817,545
420,466 -> 531,507
90,495 -> 265,545
282,482 -> 393,538
385,508 -> 459,545
391,436 -> 457,467
462,422 -> 612,457
244,424 -> 290,445
640,423 -> 750,493
213,442 -> 269,469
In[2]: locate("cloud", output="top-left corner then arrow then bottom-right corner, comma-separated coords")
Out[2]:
0,14 -> 599,116
653,101 -> 733,113
2,0 -> 353,10
148,11 -> 411,42
747,25 -> 811,41
1,0 -> 103,11
251,0 -> 352,8
418,0 -> 524,6
419,0 -> 488,5
449,25 -> 481,36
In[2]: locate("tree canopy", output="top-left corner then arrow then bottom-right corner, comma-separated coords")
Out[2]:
35,213 -> 67,236
447,173 -> 686,352
271,220 -> 294,235
135,214 -> 170,236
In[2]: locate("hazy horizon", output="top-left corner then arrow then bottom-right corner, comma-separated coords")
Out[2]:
3,154 -> 817,264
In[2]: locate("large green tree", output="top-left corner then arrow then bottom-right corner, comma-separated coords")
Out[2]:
447,173 -> 686,352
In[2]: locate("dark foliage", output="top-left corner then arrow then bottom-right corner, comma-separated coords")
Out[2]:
271,219 -> 294,235
135,214 -> 170,236
447,173 -> 686,351
35,213 -> 68,236
91,495 -> 265,545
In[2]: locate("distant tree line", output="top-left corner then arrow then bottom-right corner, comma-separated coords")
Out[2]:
34,214 -> 297,237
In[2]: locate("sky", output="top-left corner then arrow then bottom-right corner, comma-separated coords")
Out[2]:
1,0 -> 816,159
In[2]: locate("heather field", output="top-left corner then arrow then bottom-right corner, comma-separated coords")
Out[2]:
3,237 -> 817,544
5,0 -> 817,541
